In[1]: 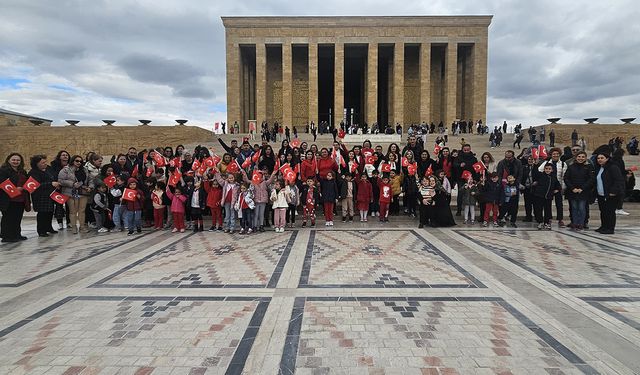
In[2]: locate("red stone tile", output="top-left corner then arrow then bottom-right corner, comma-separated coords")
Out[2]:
209,324 -> 225,331
357,356 -> 374,366
134,367 -> 155,375
339,339 -> 354,347
421,369 -> 439,375
423,356 -> 443,366
493,348 -> 511,356
62,367 -> 86,375
331,331 -> 345,339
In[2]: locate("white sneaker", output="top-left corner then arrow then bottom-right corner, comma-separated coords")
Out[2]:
58,224 -> 65,230
98,228 -> 109,233
325,222 -> 330,226
616,209 -> 630,215
275,227 -> 279,232
329,221 -> 334,226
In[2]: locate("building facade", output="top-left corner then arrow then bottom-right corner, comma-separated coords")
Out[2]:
222,16 -> 491,133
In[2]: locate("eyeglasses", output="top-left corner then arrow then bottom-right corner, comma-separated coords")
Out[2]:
74,160 -> 83,163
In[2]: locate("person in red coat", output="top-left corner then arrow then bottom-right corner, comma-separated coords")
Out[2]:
356,173 -> 373,222
203,177 -> 223,231
317,148 -> 338,180
300,150 -> 317,182
377,175 -> 392,222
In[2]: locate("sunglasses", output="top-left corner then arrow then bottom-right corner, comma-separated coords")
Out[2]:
74,160 -> 83,163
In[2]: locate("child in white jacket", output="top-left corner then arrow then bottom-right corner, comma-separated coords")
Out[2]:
270,180 -> 289,232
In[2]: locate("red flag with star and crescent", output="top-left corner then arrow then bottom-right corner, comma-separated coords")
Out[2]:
23,176 -> 41,194
381,163 -> 391,173
103,175 -> 117,189
251,149 -> 261,163
0,179 -> 20,198
50,190 -> 69,204
226,160 -> 240,174
251,171 -> 263,185
425,164 -> 433,177
152,152 -> 165,167
131,164 -> 139,178
472,162 -> 485,174
192,159 -> 201,171
122,188 -> 138,201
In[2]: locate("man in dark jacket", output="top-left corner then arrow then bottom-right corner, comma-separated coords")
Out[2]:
453,144 -> 478,215
594,152 -> 625,234
564,151 -> 594,229
496,151 -> 523,185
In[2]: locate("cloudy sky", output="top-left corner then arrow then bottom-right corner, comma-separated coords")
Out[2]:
1,0 -> 638,128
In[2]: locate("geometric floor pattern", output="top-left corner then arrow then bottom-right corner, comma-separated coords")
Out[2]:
0,233 -> 151,287
2,210 -> 640,374
281,297 -> 596,375
300,230 -> 486,288
93,232 -> 296,288
456,229 -> 640,288
0,296 -> 269,375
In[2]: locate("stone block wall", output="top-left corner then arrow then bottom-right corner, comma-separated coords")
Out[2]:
0,125 -> 214,163
534,124 -> 639,151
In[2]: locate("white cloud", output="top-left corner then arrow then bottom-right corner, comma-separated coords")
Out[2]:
0,0 -> 638,129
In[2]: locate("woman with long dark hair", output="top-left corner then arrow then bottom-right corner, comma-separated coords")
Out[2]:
28,154 -> 60,236
50,150 -> 71,229
594,152 -> 625,234
0,153 -> 29,242
58,154 -> 90,234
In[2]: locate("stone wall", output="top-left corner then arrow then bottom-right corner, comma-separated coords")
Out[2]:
534,124 -> 639,151
0,125 -> 214,162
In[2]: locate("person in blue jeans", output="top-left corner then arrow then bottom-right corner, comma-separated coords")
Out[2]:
563,151 -> 594,230
110,175 -> 127,231
212,169 -> 239,233
123,178 -> 144,236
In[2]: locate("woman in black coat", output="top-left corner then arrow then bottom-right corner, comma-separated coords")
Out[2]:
594,152 -> 625,234
28,154 -> 60,236
0,153 -> 30,242
563,151 -> 594,230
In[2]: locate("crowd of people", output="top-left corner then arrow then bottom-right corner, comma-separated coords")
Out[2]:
0,130 -> 636,243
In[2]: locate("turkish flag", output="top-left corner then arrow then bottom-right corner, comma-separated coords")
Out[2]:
23,176 -> 41,194
251,171 -> 263,184
152,192 -> 161,205
280,163 -> 291,173
122,188 -> 138,201
0,179 -> 20,198
630,165 -> 638,171
284,170 -> 296,183
407,163 -> 417,176
365,155 -> 375,165
168,173 -> 181,187
531,147 -> 539,160
274,158 -> 281,172
131,164 -> 139,178
538,145 -> 548,160
50,191 -> 69,204
290,138 -> 301,148
197,166 -> 207,176
152,152 -> 165,167
212,155 -> 221,166
433,145 -> 441,155
350,162 -> 358,173
192,159 -> 200,171
338,129 -> 346,139
425,165 -> 433,176
146,166 -> 154,177
381,163 -> 391,173
251,149 -> 261,163
226,160 -> 240,173
103,175 -> 117,189
472,162 -> 485,174
242,157 -> 252,169
401,157 -> 409,167
362,148 -> 374,158
461,170 -> 473,181
169,157 -> 181,168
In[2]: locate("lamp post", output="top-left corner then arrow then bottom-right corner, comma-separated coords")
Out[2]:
175,119 -> 188,126
102,120 -> 116,126
139,120 -> 152,126
65,120 -> 79,126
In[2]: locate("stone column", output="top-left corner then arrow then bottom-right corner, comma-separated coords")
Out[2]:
445,41 -> 458,126
367,42 -> 378,126
393,41 -> 404,128
282,42 -> 293,127
225,41 -> 241,127
419,42 -> 431,123
472,37 -> 488,124
308,42 -> 318,126
334,41 -> 344,127
255,42 -> 267,125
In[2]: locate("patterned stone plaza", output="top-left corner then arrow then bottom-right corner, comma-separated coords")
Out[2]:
1,214 -> 639,374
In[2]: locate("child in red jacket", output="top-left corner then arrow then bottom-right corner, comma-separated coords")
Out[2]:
203,178 -> 223,231
377,175 -> 392,222
165,184 -> 188,232
356,173 -> 373,222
